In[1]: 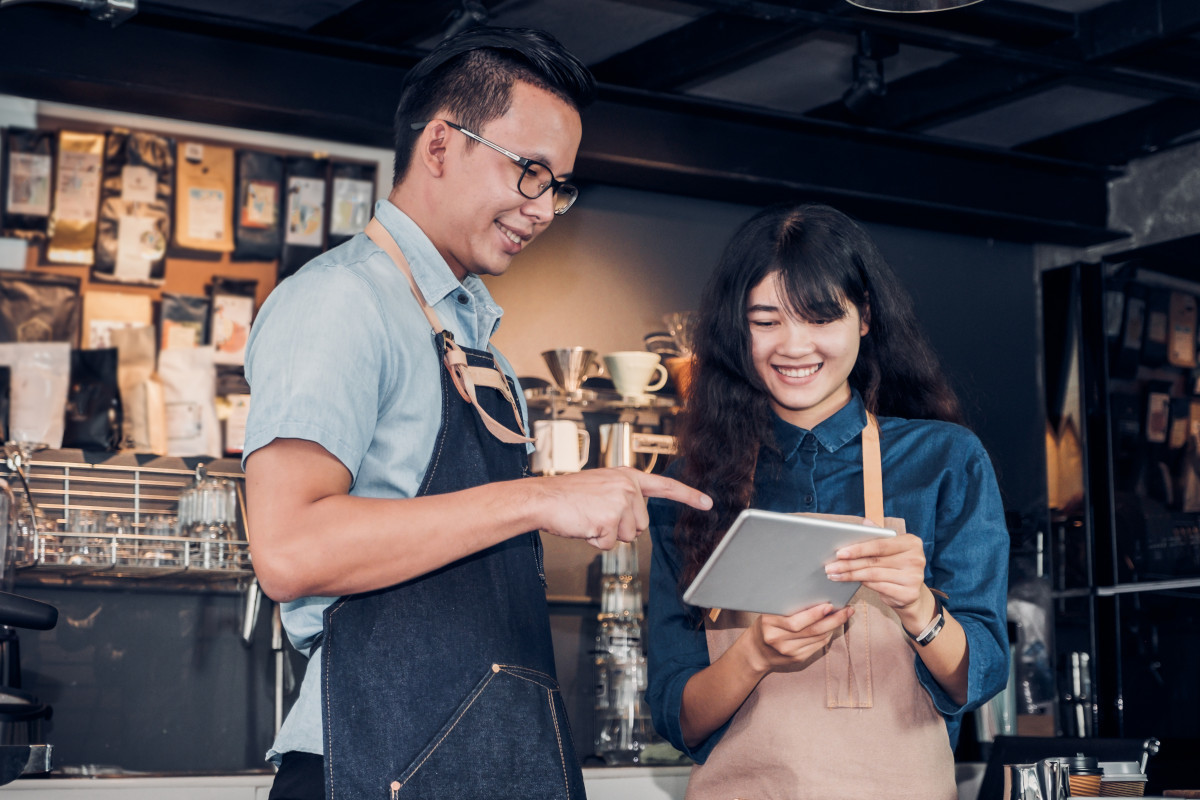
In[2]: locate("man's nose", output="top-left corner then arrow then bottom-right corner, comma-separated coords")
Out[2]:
523,189 -> 556,223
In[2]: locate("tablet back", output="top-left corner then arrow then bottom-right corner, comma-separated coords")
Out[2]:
682,509 -> 896,615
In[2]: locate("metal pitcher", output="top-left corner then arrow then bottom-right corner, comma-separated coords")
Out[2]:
1038,758 -> 1070,800
1004,763 -> 1045,800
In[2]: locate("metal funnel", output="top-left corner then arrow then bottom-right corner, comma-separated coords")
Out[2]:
541,348 -> 599,393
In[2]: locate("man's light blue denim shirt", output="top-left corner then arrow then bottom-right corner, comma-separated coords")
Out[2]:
242,199 -> 527,765
646,390 -> 1010,762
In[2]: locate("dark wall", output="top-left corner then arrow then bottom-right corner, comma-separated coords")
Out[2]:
870,223 -> 1045,518
13,584 -> 281,774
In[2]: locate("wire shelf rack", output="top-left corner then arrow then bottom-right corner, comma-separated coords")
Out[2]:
2,449 -> 252,588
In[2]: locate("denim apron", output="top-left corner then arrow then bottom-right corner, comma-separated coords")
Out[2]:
320,220 -> 586,800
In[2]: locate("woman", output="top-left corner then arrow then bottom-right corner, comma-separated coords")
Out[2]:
646,203 -> 1009,800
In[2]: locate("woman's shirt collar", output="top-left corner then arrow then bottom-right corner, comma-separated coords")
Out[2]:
770,390 -> 870,461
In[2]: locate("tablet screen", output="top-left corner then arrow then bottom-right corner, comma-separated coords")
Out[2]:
682,508 -> 896,615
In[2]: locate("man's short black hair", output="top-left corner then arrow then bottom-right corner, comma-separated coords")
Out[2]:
392,26 -> 596,185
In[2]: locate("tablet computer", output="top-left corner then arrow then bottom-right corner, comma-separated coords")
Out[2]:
682,509 -> 896,615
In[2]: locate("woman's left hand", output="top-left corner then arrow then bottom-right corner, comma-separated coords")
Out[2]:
824,530 -> 926,611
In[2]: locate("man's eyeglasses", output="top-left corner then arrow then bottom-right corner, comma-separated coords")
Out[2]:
411,120 -> 578,215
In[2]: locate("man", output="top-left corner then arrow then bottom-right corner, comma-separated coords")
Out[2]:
242,26 -> 711,800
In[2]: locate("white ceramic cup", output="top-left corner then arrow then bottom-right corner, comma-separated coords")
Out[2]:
602,351 -> 668,398
531,419 -> 591,474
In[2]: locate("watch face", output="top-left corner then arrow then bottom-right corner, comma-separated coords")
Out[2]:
916,615 -> 945,646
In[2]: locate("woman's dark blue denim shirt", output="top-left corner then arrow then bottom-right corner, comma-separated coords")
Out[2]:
645,390 -> 1010,762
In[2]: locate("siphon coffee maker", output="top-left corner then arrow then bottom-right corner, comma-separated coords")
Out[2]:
592,418 -> 675,763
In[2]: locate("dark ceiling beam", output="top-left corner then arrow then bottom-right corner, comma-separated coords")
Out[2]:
133,1 -> 427,65
580,89 -> 1122,245
805,58 -> 1060,130
1018,98 -> 1200,165
0,5 -> 404,146
0,4 -> 1125,245
307,0 -> 454,48
589,12 -> 818,91
1116,38 -> 1200,79
654,0 -> 1200,100
1076,0 -> 1200,60
798,0 -> 1200,134
891,0 -> 1074,46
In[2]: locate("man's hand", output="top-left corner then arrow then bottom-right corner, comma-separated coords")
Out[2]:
533,467 -> 711,550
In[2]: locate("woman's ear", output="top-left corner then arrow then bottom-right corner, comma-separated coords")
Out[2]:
860,297 -> 871,337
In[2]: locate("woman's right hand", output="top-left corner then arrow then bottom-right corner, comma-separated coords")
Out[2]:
679,602 -> 855,747
743,603 -> 855,675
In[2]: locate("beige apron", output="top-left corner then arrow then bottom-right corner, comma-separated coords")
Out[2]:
684,414 -> 956,800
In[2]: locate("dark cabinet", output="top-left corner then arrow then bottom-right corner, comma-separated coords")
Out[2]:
1041,258 -> 1200,742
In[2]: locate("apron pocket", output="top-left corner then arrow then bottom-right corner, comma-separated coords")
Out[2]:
825,601 -> 874,709
389,663 -> 579,800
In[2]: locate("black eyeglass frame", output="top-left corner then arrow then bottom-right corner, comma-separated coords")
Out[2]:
409,120 -> 578,215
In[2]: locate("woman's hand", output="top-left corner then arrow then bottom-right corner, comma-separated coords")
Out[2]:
741,603 -> 854,676
824,529 -> 934,634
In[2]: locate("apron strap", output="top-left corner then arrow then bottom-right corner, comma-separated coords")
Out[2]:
861,412 -> 884,526
365,218 -> 532,446
827,410 -> 885,708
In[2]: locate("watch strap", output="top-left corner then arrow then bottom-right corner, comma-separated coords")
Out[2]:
907,589 -> 945,646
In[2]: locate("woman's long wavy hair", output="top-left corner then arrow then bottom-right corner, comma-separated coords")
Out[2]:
675,203 -> 963,592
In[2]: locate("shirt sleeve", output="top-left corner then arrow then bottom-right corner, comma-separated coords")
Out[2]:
645,493 -> 730,763
243,262 -> 389,483
915,429 -> 1011,717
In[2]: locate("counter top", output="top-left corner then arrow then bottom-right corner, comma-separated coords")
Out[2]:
4,766 -> 692,800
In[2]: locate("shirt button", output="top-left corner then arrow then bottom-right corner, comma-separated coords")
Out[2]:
456,293 -> 469,305
804,495 -> 814,505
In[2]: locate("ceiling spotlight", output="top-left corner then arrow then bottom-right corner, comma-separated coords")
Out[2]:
842,31 -> 896,117
441,0 -> 488,40
845,0 -> 982,12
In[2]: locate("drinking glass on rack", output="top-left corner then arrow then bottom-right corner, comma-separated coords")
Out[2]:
140,514 -> 180,567
105,512 -> 134,565
13,496 -> 56,566
64,508 -> 103,566
5,440 -> 51,565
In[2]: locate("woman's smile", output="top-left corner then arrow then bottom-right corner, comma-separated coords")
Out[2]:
747,272 -> 868,429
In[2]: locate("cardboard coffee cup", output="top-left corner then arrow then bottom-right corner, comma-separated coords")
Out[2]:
1099,762 -> 1148,797
1067,754 -> 1103,797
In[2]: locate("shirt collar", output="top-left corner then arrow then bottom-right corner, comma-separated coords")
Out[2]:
771,389 -> 870,460
373,199 -> 505,337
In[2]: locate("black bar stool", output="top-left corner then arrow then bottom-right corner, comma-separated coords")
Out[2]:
0,591 -> 57,786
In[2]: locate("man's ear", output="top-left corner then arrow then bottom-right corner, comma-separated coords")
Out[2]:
417,120 -> 451,177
